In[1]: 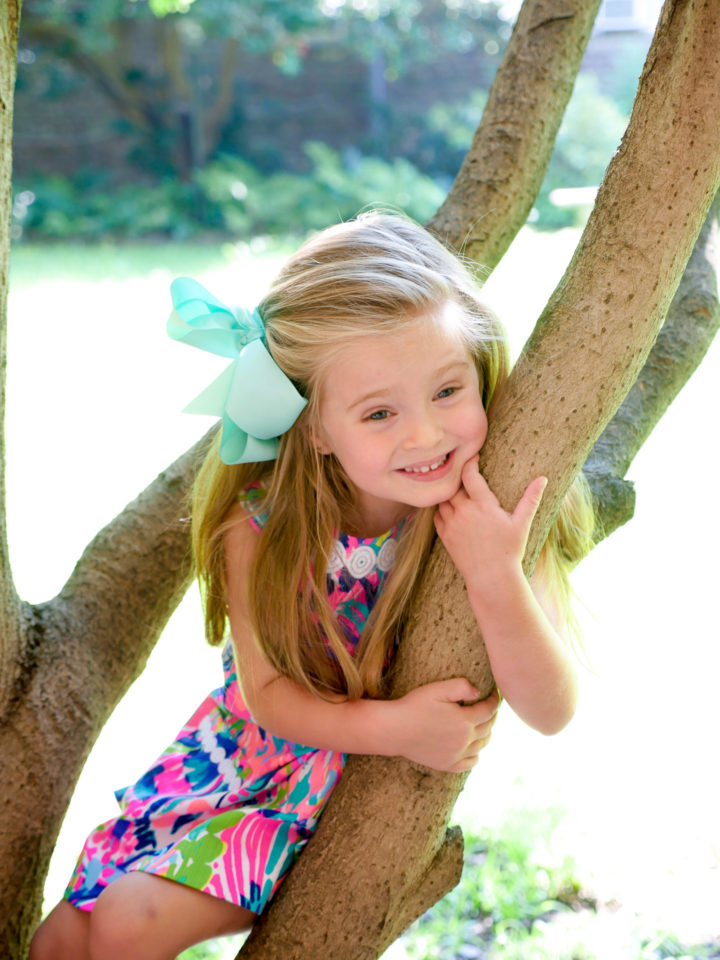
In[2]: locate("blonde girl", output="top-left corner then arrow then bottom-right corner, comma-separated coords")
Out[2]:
31,213 -> 592,960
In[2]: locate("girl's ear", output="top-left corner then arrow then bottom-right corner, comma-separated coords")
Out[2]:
311,430 -> 332,455
308,423 -> 332,455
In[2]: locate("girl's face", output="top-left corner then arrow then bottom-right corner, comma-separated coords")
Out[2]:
316,303 -> 488,534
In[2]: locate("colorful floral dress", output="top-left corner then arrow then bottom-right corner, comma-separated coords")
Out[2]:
64,495 -> 402,915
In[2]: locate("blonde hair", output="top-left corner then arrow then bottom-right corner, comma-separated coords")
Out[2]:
192,212 -> 593,700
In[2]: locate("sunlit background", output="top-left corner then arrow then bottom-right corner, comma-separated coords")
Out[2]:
9,0 -> 719,956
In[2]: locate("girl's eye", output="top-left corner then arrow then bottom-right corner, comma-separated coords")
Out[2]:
435,386 -> 457,400
366,409 -> 391,421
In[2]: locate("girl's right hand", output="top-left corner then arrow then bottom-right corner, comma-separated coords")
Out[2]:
388,679 -> 500,773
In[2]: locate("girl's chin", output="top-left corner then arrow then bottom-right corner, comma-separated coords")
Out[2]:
401,477 -> 463,508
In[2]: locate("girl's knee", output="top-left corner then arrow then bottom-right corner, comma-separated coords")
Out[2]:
89,874 -> 159,959
88,871 -> 253,960
29,900 -> 91,960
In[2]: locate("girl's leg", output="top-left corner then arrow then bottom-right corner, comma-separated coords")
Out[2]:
29,899 -> 92,960
88,871 -> 255,960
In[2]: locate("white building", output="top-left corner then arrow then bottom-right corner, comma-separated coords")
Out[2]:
594,0 -> 665,34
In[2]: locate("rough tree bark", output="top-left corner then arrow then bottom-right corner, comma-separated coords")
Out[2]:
1,0 -> 719,956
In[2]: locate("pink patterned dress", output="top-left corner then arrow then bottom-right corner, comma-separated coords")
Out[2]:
64,491 -> 403,915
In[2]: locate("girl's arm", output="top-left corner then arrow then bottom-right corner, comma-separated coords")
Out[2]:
224,506 -> 499,773
434,459 -> 578,736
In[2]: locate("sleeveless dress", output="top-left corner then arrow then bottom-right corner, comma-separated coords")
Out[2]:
64,491 -> 402,915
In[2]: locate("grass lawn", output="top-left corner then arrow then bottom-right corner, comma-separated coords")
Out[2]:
7,230 -> 720,958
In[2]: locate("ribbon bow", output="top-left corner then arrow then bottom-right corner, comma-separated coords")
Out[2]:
168,277 -> 307,464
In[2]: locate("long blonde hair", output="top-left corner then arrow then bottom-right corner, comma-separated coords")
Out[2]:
192,213 -> 593,700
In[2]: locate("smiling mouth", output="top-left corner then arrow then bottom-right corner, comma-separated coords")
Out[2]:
400,453 -> 450,474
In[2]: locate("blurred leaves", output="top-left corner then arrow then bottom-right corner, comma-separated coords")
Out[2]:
19,0 -> 504,184
534,74 -> 628,228
11,143 -> 445,241
140,0 -> 197,16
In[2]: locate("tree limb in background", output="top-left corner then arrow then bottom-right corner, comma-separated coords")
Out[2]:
586,195 -> 720,538
19,17 -> 156,133
428,0 -> 603,272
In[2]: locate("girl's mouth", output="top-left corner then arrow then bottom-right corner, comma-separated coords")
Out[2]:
397,451 -> 453,480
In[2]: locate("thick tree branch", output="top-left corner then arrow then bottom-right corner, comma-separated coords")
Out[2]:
237,1 -> 720,956
48,434 -> 209,707
427,0 -> 602,271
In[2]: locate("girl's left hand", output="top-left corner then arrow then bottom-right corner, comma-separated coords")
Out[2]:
434,456 -> 547,587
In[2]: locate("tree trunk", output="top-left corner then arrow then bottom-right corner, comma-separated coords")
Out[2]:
2,0 -> 720,955
237,0 -> 720,955
0,3 -> 19,664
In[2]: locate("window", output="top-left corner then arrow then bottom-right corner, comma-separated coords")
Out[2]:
595,0 -> 662,33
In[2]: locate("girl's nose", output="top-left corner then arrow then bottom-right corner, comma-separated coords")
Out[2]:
402,409 -> 444,450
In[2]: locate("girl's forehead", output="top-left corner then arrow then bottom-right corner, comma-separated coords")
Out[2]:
333,302 -> 470,363
321,313 -> 475,397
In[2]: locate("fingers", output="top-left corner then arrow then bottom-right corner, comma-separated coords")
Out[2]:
462,687 -> 500,719
429,678 -> 500,716
459,459 -> 548,520
436,677 -> 480,704
447,734 -> 492,773
453,686 -> 499,772
436,457 -> 489,513
512,475 -> 548,530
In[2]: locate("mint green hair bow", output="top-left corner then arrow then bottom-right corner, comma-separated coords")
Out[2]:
168,277 -> 307,464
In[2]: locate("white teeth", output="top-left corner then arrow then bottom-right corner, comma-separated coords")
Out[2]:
403,454 -> 448,474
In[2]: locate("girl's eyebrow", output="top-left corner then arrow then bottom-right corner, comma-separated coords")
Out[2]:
347,359 -> 470,411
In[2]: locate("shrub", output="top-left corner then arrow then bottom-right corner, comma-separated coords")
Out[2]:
12,145 -> 445,242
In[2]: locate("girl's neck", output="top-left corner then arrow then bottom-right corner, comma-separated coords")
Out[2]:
343,500 -> 412,539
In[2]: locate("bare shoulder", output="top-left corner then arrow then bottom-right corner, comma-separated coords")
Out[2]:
224,502 -> 261,549
223,501 -> 279,696
224,503 -> 261,585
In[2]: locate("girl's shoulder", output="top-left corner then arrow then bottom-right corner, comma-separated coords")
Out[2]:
225,484 -> 266,569
237,480 -> 269,531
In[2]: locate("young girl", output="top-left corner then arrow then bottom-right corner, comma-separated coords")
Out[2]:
31,212 -> 592,960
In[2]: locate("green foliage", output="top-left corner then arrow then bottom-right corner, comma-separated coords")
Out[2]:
427,90 -> 489,151
19,0 -> 504,180
11,177 -> 201,240
403,808 -> 587,960
178,936 -> 244,960
140,0 -> 197,15
12,145 -> 445,241
401,808 -> 720,960
533,73 -> 628,229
